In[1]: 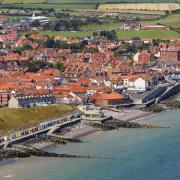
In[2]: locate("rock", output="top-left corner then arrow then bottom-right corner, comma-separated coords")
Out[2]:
89,119 -> 167,131
0,145 -> 91,160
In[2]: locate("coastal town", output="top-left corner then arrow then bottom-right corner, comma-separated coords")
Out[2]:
0,9 -> 180,161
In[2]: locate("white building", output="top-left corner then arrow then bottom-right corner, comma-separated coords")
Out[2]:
20,13 -> 50,24
124,77 -> 148,92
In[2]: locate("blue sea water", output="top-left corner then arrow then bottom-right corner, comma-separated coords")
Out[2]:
0,109 -> 180,180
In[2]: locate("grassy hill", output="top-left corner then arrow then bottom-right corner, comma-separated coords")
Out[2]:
11,3 -> 97,9
83,14 -> 180,31
36,29 -> 180,40
0,104 -> 74,134
116,30 -> 180,39
142,13 -> 180,30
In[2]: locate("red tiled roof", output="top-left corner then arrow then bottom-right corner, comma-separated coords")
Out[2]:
91,92 -> 124,100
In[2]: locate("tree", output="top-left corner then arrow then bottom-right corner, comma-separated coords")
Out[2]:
55,62 -> 65,71
54,21 -> 61,31
93,32 -> 98,37
85,47 -> 98,53
22,60 -> 46,72
22,44 -> 33,50
31,20 -> 40,27
47,62 -> 54,68
44,38 -> 56,48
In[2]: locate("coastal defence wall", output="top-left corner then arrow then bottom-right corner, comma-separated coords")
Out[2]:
156,83 -> 180,103
1,118 -> 81,149
142,85 -> 167,103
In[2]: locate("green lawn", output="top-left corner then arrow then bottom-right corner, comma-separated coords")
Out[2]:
142,14 -> 180,30
116,30 -> 180,40
1,0 -> 45,3
8,15 -> 29,20
38,31 -> 92,38
82,22 -> 122,31
0,104 -> 74,134
37,29 -> 180,40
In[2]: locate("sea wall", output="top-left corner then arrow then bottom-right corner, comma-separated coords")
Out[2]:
142,85 -> 167,103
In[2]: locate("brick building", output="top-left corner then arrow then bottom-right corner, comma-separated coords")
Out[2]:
159,45 -> 180,63
0,92 -> 11,106
137,51 -> 151,65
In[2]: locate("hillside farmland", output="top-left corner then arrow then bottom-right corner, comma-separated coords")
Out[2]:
48,0 -> 178,2
1,0 -> 46,3
98,3 -> 180,11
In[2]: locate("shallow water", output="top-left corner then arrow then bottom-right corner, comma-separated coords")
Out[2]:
0,109 -> 180,180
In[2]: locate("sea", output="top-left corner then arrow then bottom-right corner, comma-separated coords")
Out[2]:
0,109 -> 180,180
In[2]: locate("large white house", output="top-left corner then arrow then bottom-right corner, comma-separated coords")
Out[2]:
124,77 -> 148,92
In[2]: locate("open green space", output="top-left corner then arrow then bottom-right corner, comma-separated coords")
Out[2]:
116,29 -> 180,39
0,104 -> 74,134
11,3 -> 97,9
1,0 -> 45,3
82,13 -> 180,31
38,31 -> 92,38
82,22 -> 122,31
142,13 -> 180,30
37,29 -> 180,40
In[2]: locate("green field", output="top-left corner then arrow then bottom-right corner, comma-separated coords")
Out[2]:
1,0 -> 45,3
142,13 -> 180,30
38,31 -> 92,38
11,3 -> 97,9
0,104 -> 74,134
37,29 -> 180,40
116,30 -> 180,39
82,22 -> 122,31
82,12 -> 180,32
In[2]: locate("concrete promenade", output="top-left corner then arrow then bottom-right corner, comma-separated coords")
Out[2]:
0,116 -> 81,149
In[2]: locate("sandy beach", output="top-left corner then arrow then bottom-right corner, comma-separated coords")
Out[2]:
102,109 -> 155,122
64,123 -> 99,139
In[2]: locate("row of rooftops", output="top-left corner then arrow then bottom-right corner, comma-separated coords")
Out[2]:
0,29 -> 179,104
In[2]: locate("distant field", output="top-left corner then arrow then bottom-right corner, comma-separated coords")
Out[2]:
116,30 -> 180,40
38,31 -> 93,38
37,29 -> 180,40
82,22 -> 122,31
142,14 -> 180,30
1,0 -> 46,3
11,3 -> 97,9
0,104 -> 74,134
82,12 -> 180,31
98,3 -> 180,11
48,0 -> 178,3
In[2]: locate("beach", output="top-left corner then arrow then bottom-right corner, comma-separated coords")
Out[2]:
32,110 -> 155,146
102,109 -> 155,121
